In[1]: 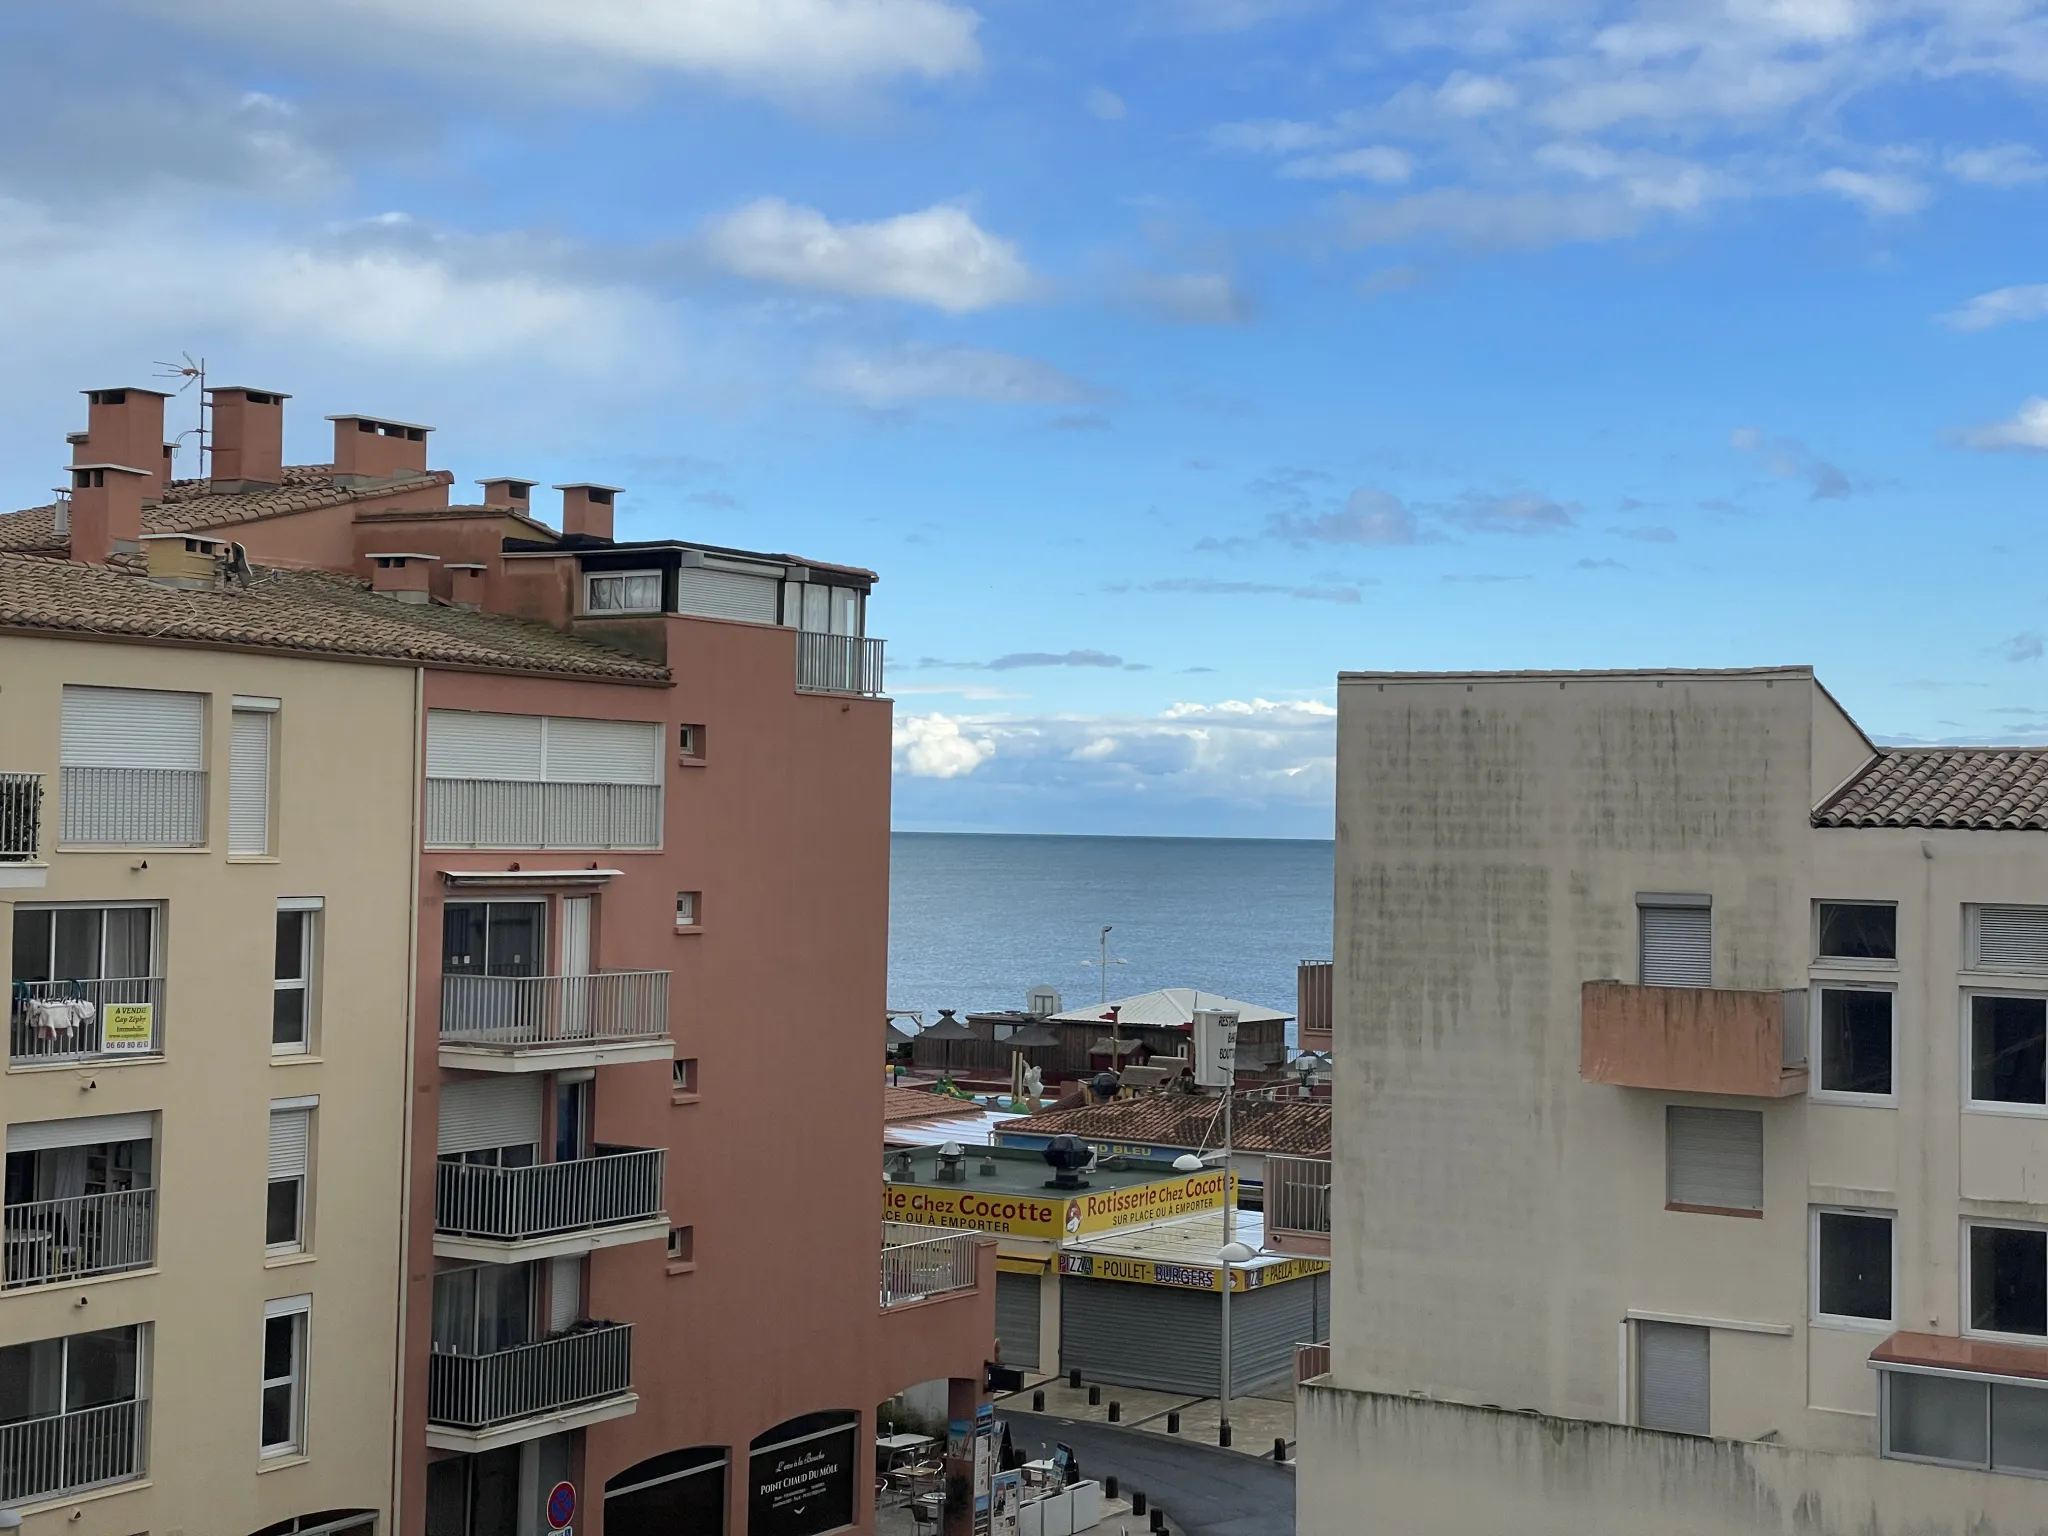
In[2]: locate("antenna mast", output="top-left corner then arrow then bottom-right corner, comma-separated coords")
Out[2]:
153,354 -> 207,480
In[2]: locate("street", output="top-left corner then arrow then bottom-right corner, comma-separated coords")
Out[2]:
1000,1411 -> 1295,1536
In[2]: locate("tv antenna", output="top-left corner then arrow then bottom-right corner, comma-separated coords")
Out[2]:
153,353 -> 207,480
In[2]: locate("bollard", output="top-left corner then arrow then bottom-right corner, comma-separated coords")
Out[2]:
1165,1410 -> 1179,1434
1087,1385 -> 1101,1406
1032,1390 -> 1045,1412
1149,1508 -> 1166,1533
1107,1401 -> 1121,1423
1068,1369 -> 1081,1389
1219,1423 -> 1233,1449
1131,1492 -> 1147,1517
1105,1477 -> 1119,1501
1273,1437 -> 1288,1462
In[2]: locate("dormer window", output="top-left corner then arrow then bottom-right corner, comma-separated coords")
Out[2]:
584,570 -> 661,615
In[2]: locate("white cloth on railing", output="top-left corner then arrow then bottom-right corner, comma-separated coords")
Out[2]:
25,997 -> 94,1040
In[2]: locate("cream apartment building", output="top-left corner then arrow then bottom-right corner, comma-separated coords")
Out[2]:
1299,668 -> 2048,1535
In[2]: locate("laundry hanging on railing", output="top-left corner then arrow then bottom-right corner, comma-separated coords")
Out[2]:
24,997 -> 95,1040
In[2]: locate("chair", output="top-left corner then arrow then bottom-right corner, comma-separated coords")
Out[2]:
910,1493 -> 942,1536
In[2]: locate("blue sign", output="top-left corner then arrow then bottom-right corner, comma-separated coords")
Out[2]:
547,1480 -> 577,1530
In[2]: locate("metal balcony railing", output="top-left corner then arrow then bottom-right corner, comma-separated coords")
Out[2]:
2,1188 -> 156,1289
437,1147 -> 665,1242
880,1222 -> 980,1308
60,766 -> 205,848
9,977 -> 166,1065
1294,1341 -> 1331,1387
424,779 -> 661,851
439,972 -> 670,1051
0,773 -> 41,861
796,632 -> 885,696
1265,1155 -> 1332,1238
0,1399 -> 147,1508
427,1323 -> 634,1431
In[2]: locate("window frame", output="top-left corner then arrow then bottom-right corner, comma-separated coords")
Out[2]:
228,696 -> 279,858
260,1295 -> 310,1459
1809,981 -> 1898,1106
1963,988 -> 2048,1117
272,899 -> 321,1057
675,891 -> 701,931
1814,899 -> 1898,967
582,569 -> 664,616
1880,1366 -> 2048,1479
1963,1219 -> 2048,1343
11,900 -> 162,982
266,1100 -> 315,1256
1637,895 -> 1712,989
1810,1205 -> 1896,1331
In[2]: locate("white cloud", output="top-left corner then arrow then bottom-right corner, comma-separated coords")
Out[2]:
150,0 -> 982,92
1269,488 -> 1423,547
1440,490 -> 1578,533
1125,270 -> 1252,325
1279,146 -> 1414,184
1342,187 -> 1647,250
1942,284 -> 2048,332
810,344 -> 1090,406
1947,143 -> 2048,187
1819,167 -> 1930,215
1206,118 -> 1345,154
894,714 -> 996,778
1437,71 -> 1517,116
703,199 -> 1032,313
1534,142 -> 1726,212
1956,398 -> 2048,454
1086,87 -> 1127,121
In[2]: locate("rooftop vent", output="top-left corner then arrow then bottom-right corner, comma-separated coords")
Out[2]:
555,482 -> 621,542
329,414 -> 432,484
140,533 -> 230,590
367,552 -> 439,603
206,386 -> 289,490
479,477 -> 536,508
1043,1134 -> 1092,1191
75,388 -> 172,500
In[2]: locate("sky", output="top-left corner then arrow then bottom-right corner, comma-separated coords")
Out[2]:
5,2 -> 2048,839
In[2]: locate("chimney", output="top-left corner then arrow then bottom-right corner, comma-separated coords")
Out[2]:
207,387 -> 289,490
68,463 -> 151,563
329,414 -> 431,484
446,563 -> 487,610
141,533 -> 227,590
75,388 -> 172,500
367,552 -> 438,603
479,477 -> 536,510
555,483 -> 620,542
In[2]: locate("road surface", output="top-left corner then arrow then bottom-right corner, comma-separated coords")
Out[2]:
1000,1410 -> 1294,1536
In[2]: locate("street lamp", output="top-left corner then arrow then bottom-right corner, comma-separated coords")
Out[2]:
1185,1009 -> 1248,1447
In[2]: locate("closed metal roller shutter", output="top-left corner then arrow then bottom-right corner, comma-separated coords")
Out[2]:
228,709 -> 272,854
544,718 -> 662,785
7,1111 -> 153,1154
61,686 -> 204,769
427,710 -> 545,781
438,1077 -> 543,1155
1666,1106 -> 1762,1211
1972,905 -> 2048,972
674,568 -> 778,624
1637,1321 -> 1709,1435
268,1109 -> 310,1180
996,1272 -> 1042,1370
1640,903 -> 1711,987
1058,1277 -> 1317,1395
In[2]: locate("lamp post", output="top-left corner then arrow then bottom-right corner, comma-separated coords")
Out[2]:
1180,1009 -> 1244,1447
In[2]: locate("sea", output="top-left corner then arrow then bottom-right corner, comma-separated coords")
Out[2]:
887,833 -> 1334,1048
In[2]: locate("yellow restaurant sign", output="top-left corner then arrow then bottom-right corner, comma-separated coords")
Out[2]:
1057,1252 -> 1330,1292
882,1169 -> 1230,1241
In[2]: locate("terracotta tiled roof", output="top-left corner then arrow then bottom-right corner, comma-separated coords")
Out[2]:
996,1095 -> 1330,1157
1815,749 -> 2048,831
0,553 -> 669,681
885,1086 -> 980,1124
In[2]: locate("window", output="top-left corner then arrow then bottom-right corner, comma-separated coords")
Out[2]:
678,723 -> 704,761
424,710 -> 663,851
260,1297 -> 309,1456
1970,995 -> 2048,1108
59,685 -> 207,847
267,1102 -> 313,1252
432,1262 -> 535,1355
0,1325 -> 146,1501
1817,901 -> 1896,962
1813,1209 -> 1893,1325
1815,986 -> 1894,1097
10,903 -> 161,1062
676,891 -> 700,930
1636,1322 -> 1709,1435
273,900 -> 319,1054
668,1224 -> 694,1263
1639,897 -> 1711,987
1969,1223 -> 2047,1338
229,698 -> 278,855
673,1058 -> 698,1096
584,570 -> 662,615
1969,904 -> 2048,973
1883,1369 -> 2048,1475
1666,1105 -> 1763,1214
4,1113 -> 157,1287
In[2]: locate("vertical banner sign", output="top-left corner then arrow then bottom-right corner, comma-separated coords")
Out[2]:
990,1470 -> 1022,1536
1192,1010 -> 1239,1089
973,1404 -> 995,1536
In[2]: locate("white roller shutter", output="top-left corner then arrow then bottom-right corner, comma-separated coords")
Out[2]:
427,711 -> 544,782
61,686 -> 204,770
268,1108 -> 311,1180
229,709 -> 273,854
544,718 -> 661,785
7,1111 -> 154,1154
1972,905 -> 2048,972
1640,902 -> 1712,987
673,568 -> 778,624
1638,1322 -> 1710,1435
996,1272 -> 1042,1370
549,1255 -> 582,1332
438,1077 -> 544,1155
1666,1106 -> 1762,1211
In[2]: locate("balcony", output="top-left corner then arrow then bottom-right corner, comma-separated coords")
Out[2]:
424,779 -> 661,851
435,1146 -> 667,1262
797,632 -> 886,696
427,1323 -> 636,1453
1580,980 -> 1808,1098
3,1188 -> 155,1289
8,977 -> 166,1067
1294,1341 -> 1331,1387
880,1222 -> 981,1308
0,773 -> 44,888
0,1400 -> 147,1509
438,971 -> 672,1072
60,766 -> 204,848
1265,1156 -> 1331,1258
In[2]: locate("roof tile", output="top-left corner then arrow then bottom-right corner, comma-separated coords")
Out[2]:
1815,750 -> 2048,831
997,1095 -> 1330,1157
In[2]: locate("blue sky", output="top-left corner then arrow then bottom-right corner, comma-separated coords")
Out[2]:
5,2 -> 2048,838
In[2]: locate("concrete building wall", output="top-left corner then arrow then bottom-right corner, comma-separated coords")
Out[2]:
0,636 -> 417,1536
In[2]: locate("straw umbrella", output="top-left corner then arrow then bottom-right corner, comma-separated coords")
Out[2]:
920,1008 -> 976,1079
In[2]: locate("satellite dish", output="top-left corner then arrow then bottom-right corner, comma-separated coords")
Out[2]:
1173,1153 -> 1204,1173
